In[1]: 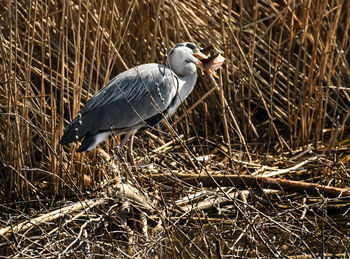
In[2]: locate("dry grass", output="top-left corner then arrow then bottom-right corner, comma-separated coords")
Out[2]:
0,0 -> 350,257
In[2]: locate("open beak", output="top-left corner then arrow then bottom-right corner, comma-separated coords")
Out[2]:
193,48 -> 224,79
193,52 -> 209,60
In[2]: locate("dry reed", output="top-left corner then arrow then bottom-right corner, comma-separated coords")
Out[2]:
0,0 -> 349,257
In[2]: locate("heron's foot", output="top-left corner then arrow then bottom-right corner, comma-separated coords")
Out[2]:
127,149 -> 138,173
115,146 -> 125,162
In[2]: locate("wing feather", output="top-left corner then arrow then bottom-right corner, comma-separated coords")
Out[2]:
62,63 -> 179,143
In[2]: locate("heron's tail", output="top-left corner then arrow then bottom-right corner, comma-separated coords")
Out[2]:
76,135 -> 93,152
76,131 -> 111,152
60,116 -> 80,146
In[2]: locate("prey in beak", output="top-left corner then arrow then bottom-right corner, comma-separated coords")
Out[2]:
193,45 -> 225,78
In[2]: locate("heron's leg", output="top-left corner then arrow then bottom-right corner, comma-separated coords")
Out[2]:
115,133 -> 130,163
127,133 -> 137,172
119,131 -> 133,150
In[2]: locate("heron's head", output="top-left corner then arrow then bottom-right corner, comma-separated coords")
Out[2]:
167,42 -> 208,77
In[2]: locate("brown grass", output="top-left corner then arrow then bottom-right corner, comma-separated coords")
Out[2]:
0,0 -> 350,257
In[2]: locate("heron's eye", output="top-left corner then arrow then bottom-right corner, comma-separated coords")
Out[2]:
185,59 -> 191,63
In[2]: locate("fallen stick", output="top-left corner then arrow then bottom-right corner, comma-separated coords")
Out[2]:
0,198 -> 105,238
107,183 -> 154,211
178,190 -> 249,212
0,183 -> 153,238
177,189 -> 279,212
259,156 -> 318,177
151,173 -> 350,198
152,134 -> 184,153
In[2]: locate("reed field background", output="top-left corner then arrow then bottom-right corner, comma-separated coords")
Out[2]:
0,0 -> 350,257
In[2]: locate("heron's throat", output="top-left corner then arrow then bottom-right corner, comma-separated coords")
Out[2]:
176,72 -> 198,108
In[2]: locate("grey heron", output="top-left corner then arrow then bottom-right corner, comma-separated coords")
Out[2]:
60,42 -> 223,160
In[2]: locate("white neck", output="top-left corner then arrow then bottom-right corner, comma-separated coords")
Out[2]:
170,72 -> 198,114
178,72 -> 197,102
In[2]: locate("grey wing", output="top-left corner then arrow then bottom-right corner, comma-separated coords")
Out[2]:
61,63 -> 178,145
